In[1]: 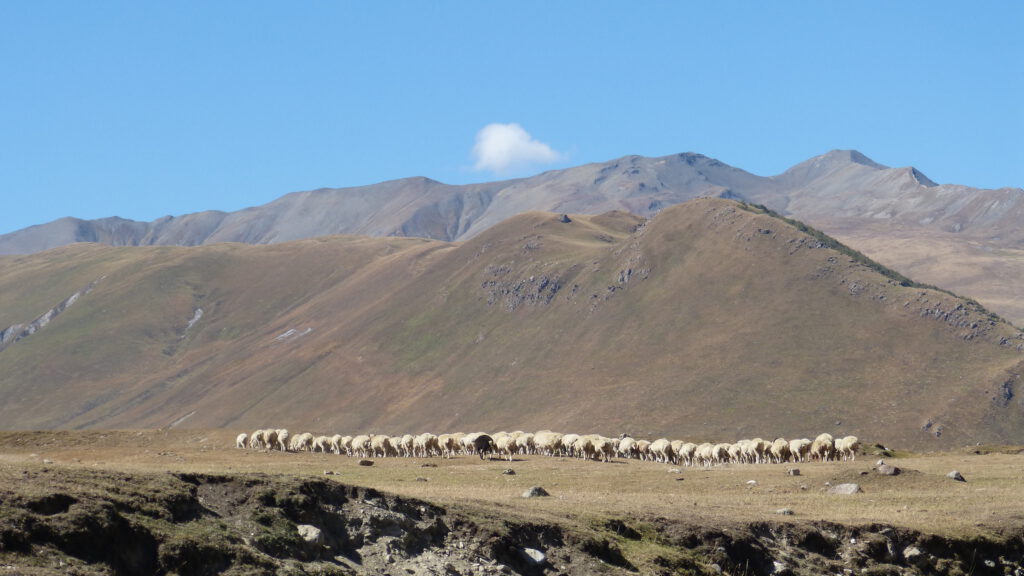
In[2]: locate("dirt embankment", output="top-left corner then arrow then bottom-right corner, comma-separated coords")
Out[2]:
1,467 -> 1022,576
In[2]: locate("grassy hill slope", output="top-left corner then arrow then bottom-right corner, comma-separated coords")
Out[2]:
0,199 -> 1021,449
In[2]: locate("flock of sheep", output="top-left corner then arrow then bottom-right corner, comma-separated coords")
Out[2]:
236,429 -> 861,466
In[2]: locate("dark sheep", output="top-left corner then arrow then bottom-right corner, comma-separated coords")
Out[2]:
473,434 -> 495,460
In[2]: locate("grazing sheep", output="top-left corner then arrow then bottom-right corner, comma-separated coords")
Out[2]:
275,429 -> 290,452
350,435 -> 372,458
695,443 -> 715,467
312,435 -> 331,453
388,436 -> 404,457
712,443 -> 731,465
739,439 -> 762,464
770,438 -> 791,464
394,434 -> 413,457
649,438 -> 675,464
471,433 -> 495,460
670,440 -> 685,464
516,433 -> 535,456
257,429 -> 278,452
561,434 -> 581,457
810,433 -> 835,462
340,436 -> 354,456
235,433 -> 248,449
370,435 -> 392,458
835,436 -> 860,461
617,436 -> 638,459
789,438 -> 811,462
460,433 -> 479,456
329,435 -> 343,454
635,439 -> 652,461
249,430 -> 265,450
533,431 -> 563,456
591,436 -> 615,462
495,434 -> 518,461
291,432 -> 314,452
414,433 -> 439,457
572,435 -> 596,460
437,434 -> 458,458
677,442 -> 697,467
727,443 -> 744,464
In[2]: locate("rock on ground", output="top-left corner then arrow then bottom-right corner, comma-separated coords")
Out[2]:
828,483 -> 863,495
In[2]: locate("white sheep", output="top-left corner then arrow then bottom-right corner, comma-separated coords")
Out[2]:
769,438 -> 791,464
616,436 -> 638,459
649,438 -> 675,464
249,429 -> 265,450
635,439 -> 652,461
437,434 -> 458,458
312,435 -> 331,453
235,432 -> 248,449
414,433 -> 439,457
835,435 -> 860,461
677,442 -> 697,467
516,433 -> 535,455
532,431 -> 563,456
591,436 -> 615,462
695,443 -> 715,467
561,433 -> 581,457
810,433 -> 835,462
350,435 -> 372,458
789,438 -> 811,462
290,432 -> 313,452
370,435 -> 392,458
275,429 -> 290,451
727,443 -> 744,464
495,434 -> 518,461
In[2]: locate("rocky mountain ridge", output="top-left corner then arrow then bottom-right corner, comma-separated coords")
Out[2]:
4,150 -> 1019,252
5,149 -> 1022,326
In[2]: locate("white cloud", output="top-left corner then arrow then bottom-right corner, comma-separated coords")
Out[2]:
472,123 -> 562,175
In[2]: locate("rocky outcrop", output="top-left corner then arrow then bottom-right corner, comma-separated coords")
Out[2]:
3,468 -> 1022,576
0,278 -> 101,353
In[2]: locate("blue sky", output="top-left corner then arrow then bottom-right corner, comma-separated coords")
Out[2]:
2,2 -> 1021,235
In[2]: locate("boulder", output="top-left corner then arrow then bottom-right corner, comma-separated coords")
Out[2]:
828,483 -> 863,495
903,546 -> 926,564
297,524 -> 323,545
358,459 -> 374,466
775,508 -> 794,516
875,463 -> 901,476
521,547 -> 546,565
947,470 -> 966,482
522,486 -> 550,498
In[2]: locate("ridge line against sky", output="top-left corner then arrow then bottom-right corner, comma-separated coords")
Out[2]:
1,2 -> 1021,235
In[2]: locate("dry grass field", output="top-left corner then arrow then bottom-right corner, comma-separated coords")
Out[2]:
2,430 -> 1023,575
2,429 -> 1023,537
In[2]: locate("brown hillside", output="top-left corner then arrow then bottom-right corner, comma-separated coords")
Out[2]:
0,199 -> 1021,449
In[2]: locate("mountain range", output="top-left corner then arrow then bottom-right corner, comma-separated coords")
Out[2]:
3,150 -> 1022,325
1,198 -> 1022,448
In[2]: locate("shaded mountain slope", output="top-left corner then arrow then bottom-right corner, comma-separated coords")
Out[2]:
0,199 -> 1021,449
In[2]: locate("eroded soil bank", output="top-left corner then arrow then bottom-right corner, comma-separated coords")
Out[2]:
1,467 -> 1021,576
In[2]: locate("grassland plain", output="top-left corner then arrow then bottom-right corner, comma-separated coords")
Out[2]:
0,430 -> 1022,575
1,199 -> 1022,450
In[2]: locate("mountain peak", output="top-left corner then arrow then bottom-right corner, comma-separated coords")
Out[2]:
818,149 -> 886,169
773,149 -> 887,187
